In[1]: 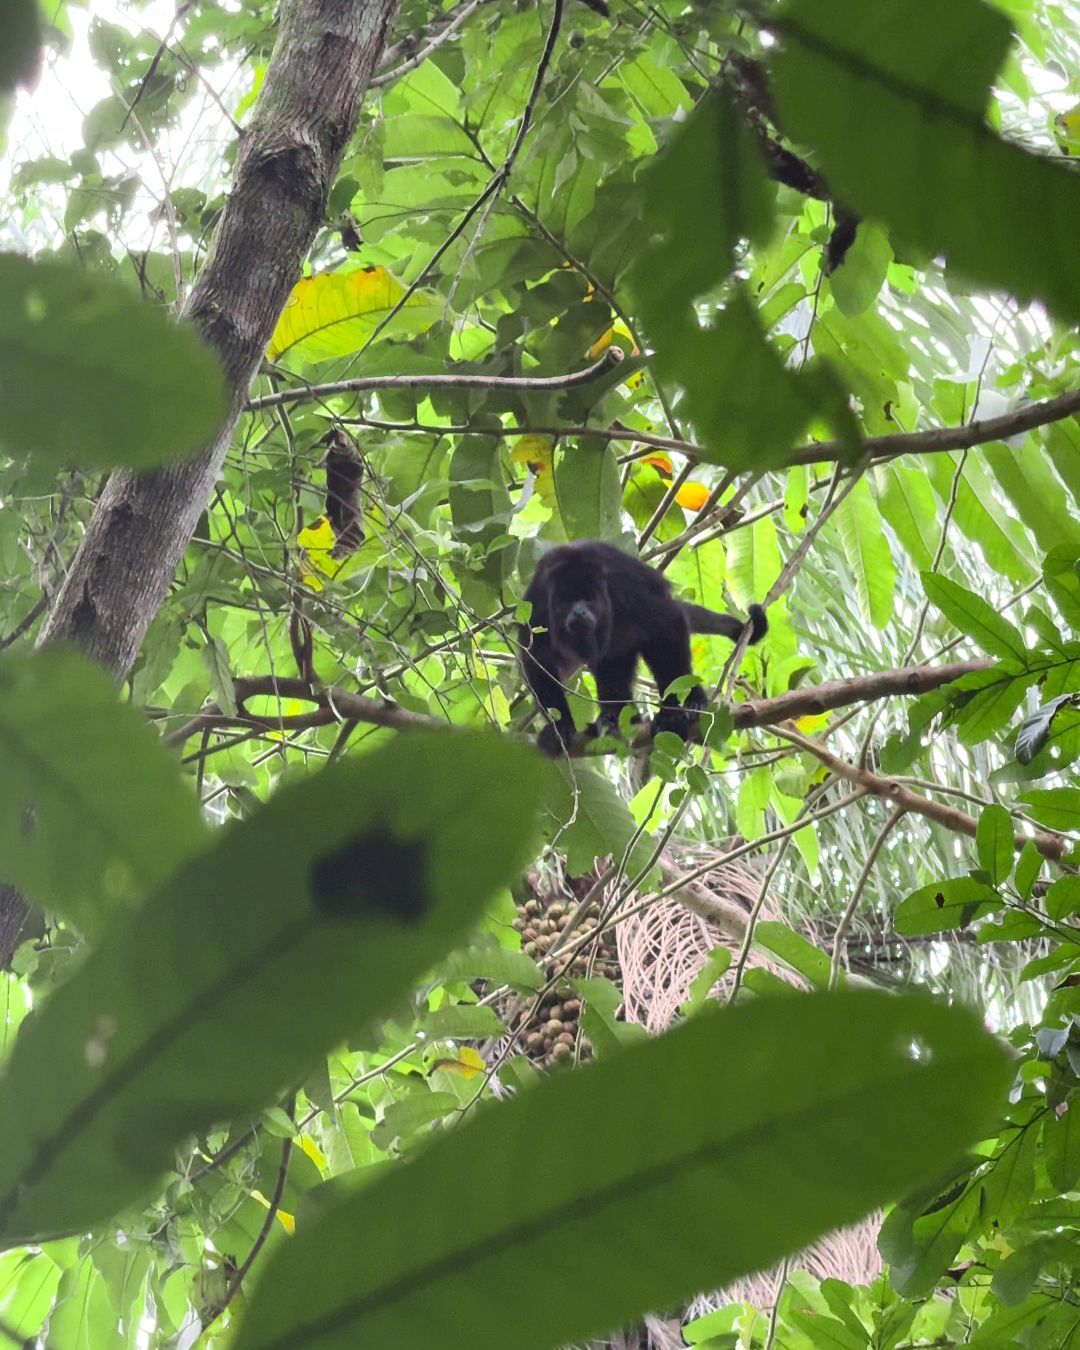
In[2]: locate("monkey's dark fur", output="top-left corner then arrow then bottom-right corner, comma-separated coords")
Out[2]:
520,541 -> 767,755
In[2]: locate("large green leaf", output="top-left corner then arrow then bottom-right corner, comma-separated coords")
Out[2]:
538,761 -> 656,881
921,573 -> 1028,662
0,648 -> 208,937
628,92 -> 845,471
233,991 -> 1011,1350
0,731 -> 541,1245
552,437 -> 622,541
894,877 -> 1001,935
0,254 -> 226,467
772,0 -> 1080,324
836,478 -> 895,629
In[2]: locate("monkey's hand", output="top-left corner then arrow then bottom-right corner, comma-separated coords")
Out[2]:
587,707 -> 641,743
652,685 -> 708,741
537,719 -> 574,757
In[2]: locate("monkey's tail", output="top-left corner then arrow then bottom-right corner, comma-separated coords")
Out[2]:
683,602 -> 767,644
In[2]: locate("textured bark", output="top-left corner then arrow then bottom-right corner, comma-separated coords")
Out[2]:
38,0 -> 400,673
0,0 -> 400,965
0,886 -> 31,970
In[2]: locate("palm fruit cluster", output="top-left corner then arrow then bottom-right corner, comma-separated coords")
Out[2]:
512,875 -> 621,1069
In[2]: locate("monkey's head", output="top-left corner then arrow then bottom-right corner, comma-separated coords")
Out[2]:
545,553 -> 612,666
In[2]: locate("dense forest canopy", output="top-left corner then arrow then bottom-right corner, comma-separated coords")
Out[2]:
1,0 -> 1080,1345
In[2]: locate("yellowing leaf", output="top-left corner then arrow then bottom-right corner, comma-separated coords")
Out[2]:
296,516 -> 361,584
586,320 -> 639,361
794,712 -> 830,734
1054,104 -> 1080,155
268,266 -> 442,363
299,1135 -> 327,1172
511,435 -> 557,507
675,481 -> 710,511
429,1046 -> 485,1079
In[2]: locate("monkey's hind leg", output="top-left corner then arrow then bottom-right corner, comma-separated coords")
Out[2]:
641,632 -> 707,743
591,651 -> 640,741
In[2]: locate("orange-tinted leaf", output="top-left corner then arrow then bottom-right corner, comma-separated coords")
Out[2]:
641,453 -> 673,476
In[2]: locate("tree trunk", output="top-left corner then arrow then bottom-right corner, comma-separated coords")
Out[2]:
0,0 -> 400,965
38,0 -> 400,673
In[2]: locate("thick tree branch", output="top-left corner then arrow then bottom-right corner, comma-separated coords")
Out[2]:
791,388 -> 1080,467
729,659 -> 992,729
335,386 -> 1080,472
778,727 -> 1068,862
164,658 -> 991,750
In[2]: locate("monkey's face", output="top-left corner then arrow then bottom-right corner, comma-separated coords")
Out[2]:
548,564 -> 612,666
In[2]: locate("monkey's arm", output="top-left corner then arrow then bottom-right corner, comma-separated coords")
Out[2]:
520,629 -> 577,755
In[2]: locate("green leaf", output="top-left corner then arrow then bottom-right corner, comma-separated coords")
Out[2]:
924,454 -> 1036,583
1043,545 -> 1080,631
201,634 -> 237,716
0,648 -> 208,937
438,946 -> 544,992
1045,875 -> 1080,921
1018,787 -> 1080,831
893,877 -> 1000,936
422,1004 -> 505,1040
836,479 -> 895,629
632,90 -> 774,322
879,1177 -> 982,1297
1043,1106 -> 1080,1192
754,921 -> 832,988
991,1236 -> 1080,1306
921,573 -> 1027,662
0,254 -> 226,467
553,437 -> 622,541
448,434 -> 519,601
983,440 -> 1080,555
0,0 -> 40,94
538,761 -> 656,881
0,731 -> 541,1244
829,221 -> 892,317
876,464 -> 937,573
369,1092 -> 459,1152
976,804 -> 1013,885
233,991 -> 1011,1350
772,0 -> 1080,325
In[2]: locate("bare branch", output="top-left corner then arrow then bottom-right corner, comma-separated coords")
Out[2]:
247,350 -> 621,414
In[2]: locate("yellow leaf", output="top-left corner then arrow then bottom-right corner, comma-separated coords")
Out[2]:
1054,103 -> 1080,155
795,713 -> 829,734
586,320 -> 639,361
296,516 -> 361,584
675,481 -> 710,511
268,266 -> 442,363
299,1135 -> 327,1172
429,1046 -> 485,1079
511,434 -> 556,507
276,1209 -> 296,1235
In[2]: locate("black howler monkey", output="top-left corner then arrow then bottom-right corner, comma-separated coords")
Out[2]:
520,541 -> 766,755
320,426 -> 365,559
